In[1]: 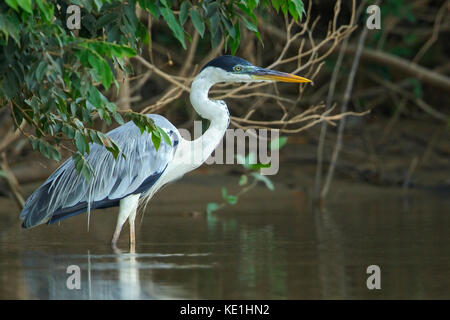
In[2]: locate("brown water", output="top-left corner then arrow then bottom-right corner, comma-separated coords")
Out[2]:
0,175 -> 449,299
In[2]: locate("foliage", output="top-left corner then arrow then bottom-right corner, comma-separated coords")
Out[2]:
1,0 -> 151,177
140,0 -> 305,52
0,0 -> 304,178
206,136 -> 288,215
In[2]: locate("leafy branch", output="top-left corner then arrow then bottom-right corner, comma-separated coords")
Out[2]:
0,0 -> 305,180
206,136 -> 287,215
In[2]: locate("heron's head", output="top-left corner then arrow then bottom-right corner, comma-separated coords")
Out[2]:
200,55 -> 312,84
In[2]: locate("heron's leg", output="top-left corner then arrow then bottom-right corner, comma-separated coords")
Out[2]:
128,193 -> 140,247
111,194 -> 140,246
129,213 -> 136,245
111,206 -> 129,246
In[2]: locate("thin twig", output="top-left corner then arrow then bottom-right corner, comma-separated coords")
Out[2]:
314,33 -> 349,201
321,19 -> 369,200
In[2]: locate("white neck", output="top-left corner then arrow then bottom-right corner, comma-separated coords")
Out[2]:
188,69 -> 230,167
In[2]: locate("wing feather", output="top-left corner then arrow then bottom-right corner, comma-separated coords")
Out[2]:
20,115 -> 179,228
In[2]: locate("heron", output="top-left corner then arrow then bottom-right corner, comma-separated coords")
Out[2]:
19,55 -> 311,247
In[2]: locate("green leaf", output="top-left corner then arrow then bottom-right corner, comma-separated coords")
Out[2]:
96,132 -> 111,148
236,3 -> 257,22
270,136 -> 288,150
62,125 -> 75,139
239,14 -> 258,32
105,139 -> 121,159
17,0 -> 32,14
209,11 -> 220,35
73,153 -> 84,173
221,16 -> 235,39
239,13 -> 263,44
206,202 -> 220,215
250,172 -> 275,191
36,0 -> 54,23
239,174 -> 248,186
29,136 -> 39,150
35,61 -> 47,82
81,163 -> 92,181
46,144 -> 61,161
105,102 -> 117,113
221,187 -> 228,199
228,22 -> 240,54
280,1 -> 288,15
190,8 -> 205,38
271,0 -> 279,12
152,131 -> 161,150
210,24 -> 222,48
5,0 -> 19,12
160,6 -> 186,49
113,112 -> 124,125
73,118 -> 85,130
73,153 -> 93,181
249,163 -> 271,170
136,22 -> 150,45
75,131 -> 89,154
95,13 -> 119,28
87,50 -> 113,90
88,130 -> 101,145
236,152 -> 256,170
179,1 -> 191,25
157,127 -> 172,146
226,195 -> 238,205
292,0 -> 306,20
33,138 -> 61,161
109,43 -> 137,58
144,0 -> 159,18
288,1 -> 299,20
92,0 -> 104,11
87,84 -> 102,106
87,50 -> 103,74
0,13 -> 20,44
246,0 -> 258,11
245,152 -> 256,167
127,112 -> 157,133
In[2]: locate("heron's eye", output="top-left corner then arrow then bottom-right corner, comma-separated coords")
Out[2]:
234,65 -> 242,72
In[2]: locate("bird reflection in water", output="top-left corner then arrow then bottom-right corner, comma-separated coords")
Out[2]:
21,248 -> 210,299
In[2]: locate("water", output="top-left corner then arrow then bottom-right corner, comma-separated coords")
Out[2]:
0,176 -> 449,299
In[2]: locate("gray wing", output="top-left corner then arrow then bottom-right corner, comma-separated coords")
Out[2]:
20,114 -> 179,228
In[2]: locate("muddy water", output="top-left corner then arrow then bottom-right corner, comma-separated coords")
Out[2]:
0,174 -> 449,299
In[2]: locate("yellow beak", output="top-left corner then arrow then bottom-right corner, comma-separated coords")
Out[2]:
250,68 -> 312,83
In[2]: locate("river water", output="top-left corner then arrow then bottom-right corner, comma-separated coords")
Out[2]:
0,174 -> 449,299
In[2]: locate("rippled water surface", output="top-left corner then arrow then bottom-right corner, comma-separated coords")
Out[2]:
1,177 -> 449,299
